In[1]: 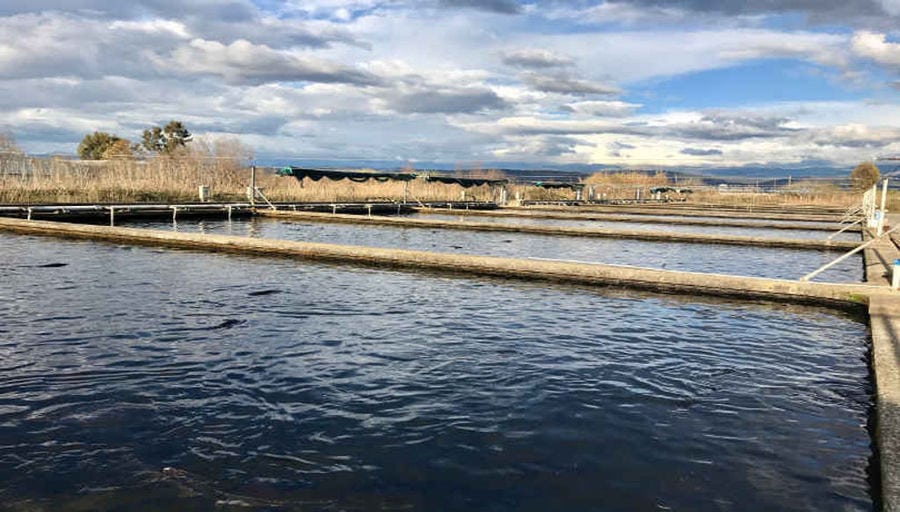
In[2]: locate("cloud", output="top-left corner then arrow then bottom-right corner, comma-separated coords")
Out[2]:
680,147 -> 723,156
437,0 -> 521,15
598,0 -> 898,27
803,123 -> 900,148
561,100 -> 640,117
664,113 -> 800,141
158,38 -> 382,86
501,48 -> 573,69
494,135 -> 581,157
109,19 -> 191,38
851,31 -> 900,69
384,87 -> 509,114
521,72 -> 619,95
0,0 -> 258,21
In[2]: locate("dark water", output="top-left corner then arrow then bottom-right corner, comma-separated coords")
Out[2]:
408,213 -> 861,241
0,234 -> 874,511
134,218 -> 863,283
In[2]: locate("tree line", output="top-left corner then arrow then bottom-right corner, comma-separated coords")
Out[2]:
77,121 -> 192,160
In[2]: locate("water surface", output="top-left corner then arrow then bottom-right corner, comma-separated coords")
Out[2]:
132,218 -> 863,283
408,213 -> 861,241
0,234 -> 874,511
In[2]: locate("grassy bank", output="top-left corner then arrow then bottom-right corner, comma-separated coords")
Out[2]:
0,155 -> 869,209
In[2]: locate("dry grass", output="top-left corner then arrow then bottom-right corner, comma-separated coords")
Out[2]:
0,147 -> 868,209
582,171 -> 859,208
0,152 -> 506,204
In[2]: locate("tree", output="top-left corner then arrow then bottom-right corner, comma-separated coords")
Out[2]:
141,121 -> 192,155
78,131 -> 123,160
101,138 -> 134,160
850,161 -> 880,190
0,132 -> 22,155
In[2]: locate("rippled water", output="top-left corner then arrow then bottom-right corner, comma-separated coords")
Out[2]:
407,213 -> 861,241
0,234 -> 874,511
132,218 -> 863,283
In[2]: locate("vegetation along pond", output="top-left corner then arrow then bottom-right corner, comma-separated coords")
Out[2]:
0,234 -> 874,510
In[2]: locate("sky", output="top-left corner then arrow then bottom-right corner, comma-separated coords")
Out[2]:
1,0 -> 900,170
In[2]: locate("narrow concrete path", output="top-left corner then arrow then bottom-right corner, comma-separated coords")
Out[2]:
256,210 -> 857,251
864,214 -> 900,512
515,205 -> 844,223
415,207 -> 855,233
0,217 -> 878,308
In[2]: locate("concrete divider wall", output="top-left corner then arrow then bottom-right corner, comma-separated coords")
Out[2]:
257,210 -> 857,251
414,207 -> 857,233
0,217 -> 877,309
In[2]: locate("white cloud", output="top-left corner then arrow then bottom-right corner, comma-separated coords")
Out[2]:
157,38 -> 381,85
109,19 -> 191,38
851,31 -> 900,69
562,100 -> 641,117
0,2 -> 897,168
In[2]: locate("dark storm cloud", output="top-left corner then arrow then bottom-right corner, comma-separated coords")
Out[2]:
438,0 -> 522,14
680,147 -> 723,156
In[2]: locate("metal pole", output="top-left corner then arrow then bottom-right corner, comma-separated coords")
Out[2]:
250,165 -> 256,207
801,224 -> 900,281
878,178 -> 889,236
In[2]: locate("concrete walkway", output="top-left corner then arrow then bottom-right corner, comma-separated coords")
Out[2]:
0,217 -> 878,308
865,214 -> 900,511
513,205 -> 844,222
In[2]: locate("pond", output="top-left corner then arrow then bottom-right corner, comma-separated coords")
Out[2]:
0,234 -> 874,510
129,218 -> 863,283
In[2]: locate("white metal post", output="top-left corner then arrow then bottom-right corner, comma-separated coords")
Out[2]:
250,165 -> 256,207
878,178 -> 889,236
893,259 -> 900,290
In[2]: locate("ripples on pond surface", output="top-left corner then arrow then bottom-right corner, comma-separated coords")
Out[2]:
405,213 -> 861,241
136,218 -> 863,283
0,235 -> 873,511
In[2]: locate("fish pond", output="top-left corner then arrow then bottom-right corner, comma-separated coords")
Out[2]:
129,217 -> 863,283
0,233 -> 875,511
405,213 -> 861,241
